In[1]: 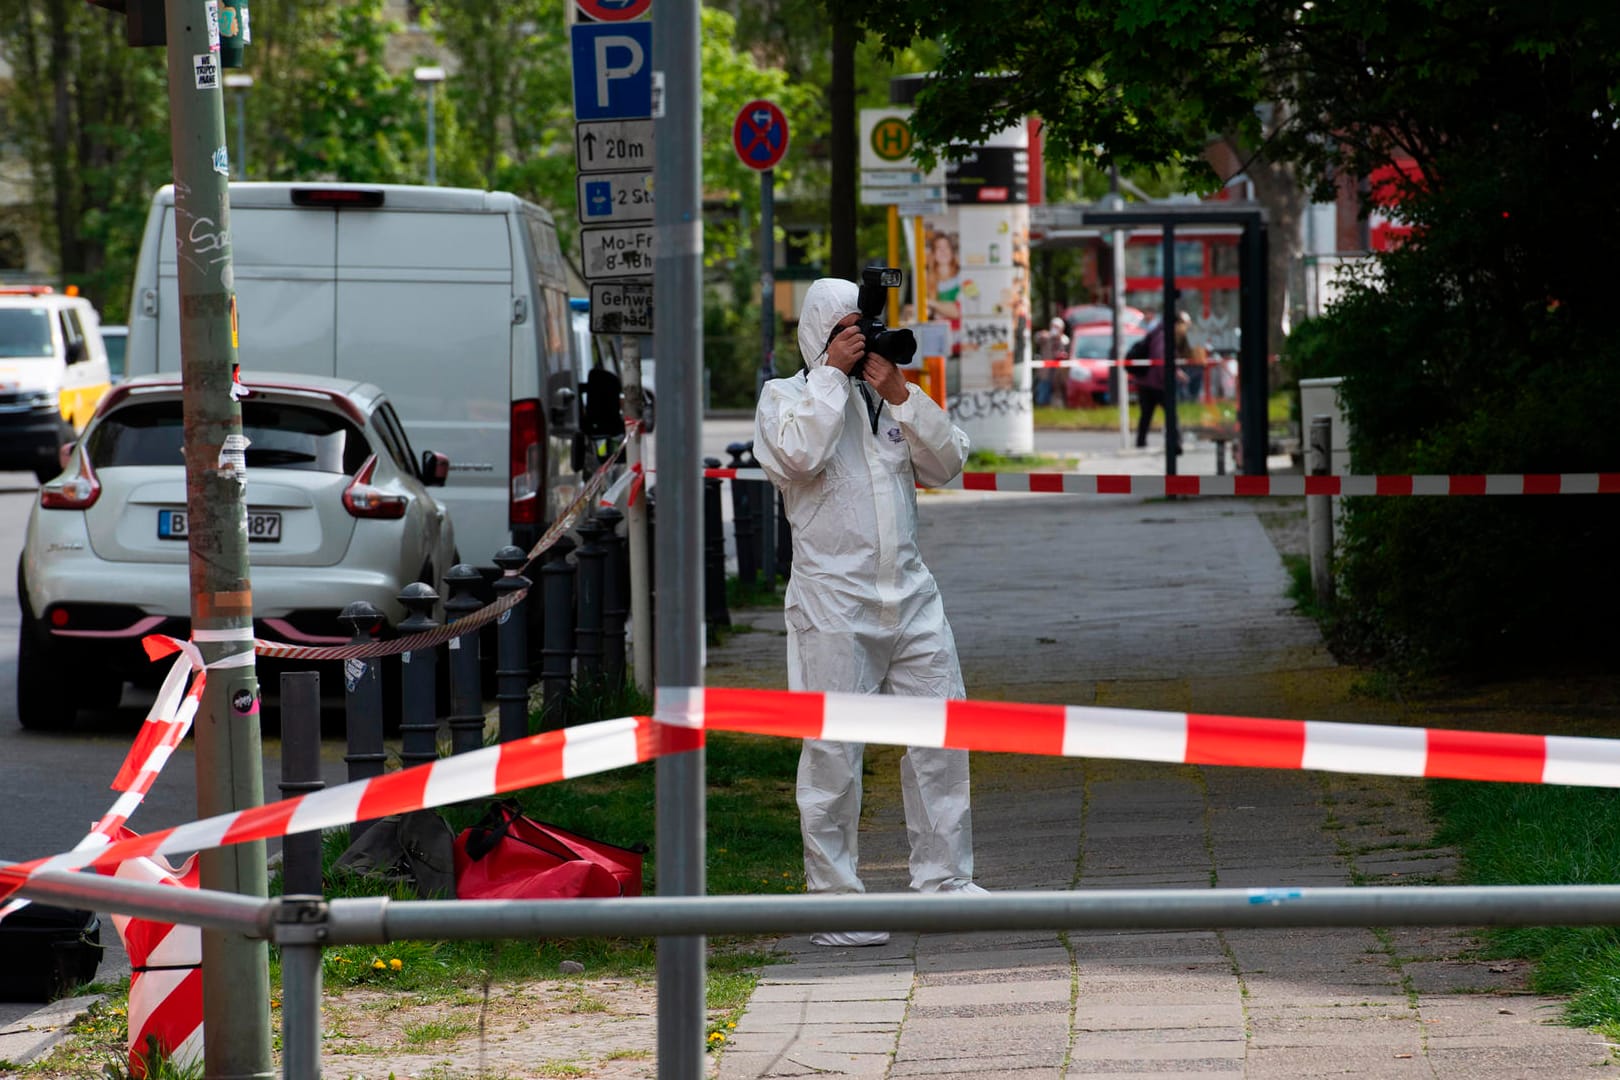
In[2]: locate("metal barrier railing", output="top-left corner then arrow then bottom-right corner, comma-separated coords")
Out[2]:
16,862 -> 1620,1078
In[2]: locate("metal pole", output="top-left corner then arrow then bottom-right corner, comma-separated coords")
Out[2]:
493,546 -> 533,743
1108,178 -> 1129,448
541,537 -> 577,727
1308,415 -> 1334,606
444,564 -> 485,755
653,0 -> 707,1069
277,672 -> 324,898
162,0 -> 274,1072
396,582 -> 441,771
320,885 -> 1620,946
425,81 -> 438,186
758,168 -> 776,398
340,601 -> 387,848
596,508 -> 630,687
1239,220 -> 1271,476
275,897 -> 326,1080
1161,224 -> 1179,476
574,518 -> 608,683
620,340 -> 653,696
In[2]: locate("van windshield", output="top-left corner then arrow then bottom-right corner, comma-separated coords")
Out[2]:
0,307 -> 55,358
87,399 -> 371,474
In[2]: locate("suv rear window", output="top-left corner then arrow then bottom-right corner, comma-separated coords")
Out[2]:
87,399 -> 371,474
0,307 -> 55,358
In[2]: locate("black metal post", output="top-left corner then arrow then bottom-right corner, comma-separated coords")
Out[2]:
755,475 -> 776,588
277,671 -> 324,897
540,537 -> 577,729
1161,224 -> 1179,476
444,564 -> 485,756
574,519 -> 608,687
727,442 -> 757,589
491,546 -> 532,745
396,581 -> 441,771
597,507 -> 630,687
702,459 -> 731,628
1239,219 -> 1271,476
339,600 -> 387,848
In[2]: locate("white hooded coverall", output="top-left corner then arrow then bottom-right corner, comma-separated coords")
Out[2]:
754,277 -> 977,897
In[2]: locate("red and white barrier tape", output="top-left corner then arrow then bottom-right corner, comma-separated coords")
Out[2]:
0,641 -> 203,925
667,686 -> 1620,787
11,683 -> 1620,905
0,717 -> 701,905
704,467 -> 1620,497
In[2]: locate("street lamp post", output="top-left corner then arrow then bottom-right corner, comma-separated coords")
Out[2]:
224,73 -> 253,179
414,66 -> 447,186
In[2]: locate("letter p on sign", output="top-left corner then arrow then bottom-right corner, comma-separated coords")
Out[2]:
571,23 -> 653,121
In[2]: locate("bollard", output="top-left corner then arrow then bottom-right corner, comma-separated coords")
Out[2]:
702,458 -> 731,628
1307,414 -> 1335,606
596,507 -> 630,687
277,671 -> 324,896
775,485 -> 792,581
339,600 -> 387,848
574,518 -> 608,686
396,581 -> 441,770
540,536 -> 577,729
727,441 -> 758,589
444,564 -> 486,756
491,546 -> 532,745
1215,437 -> 1228,477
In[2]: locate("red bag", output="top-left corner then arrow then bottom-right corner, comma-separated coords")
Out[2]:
452,801 -> 645,901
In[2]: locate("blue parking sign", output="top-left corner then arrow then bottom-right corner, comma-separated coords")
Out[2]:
571,23 -> 653,121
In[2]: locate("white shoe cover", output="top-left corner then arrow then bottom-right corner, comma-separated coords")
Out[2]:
809,930 -> 891,947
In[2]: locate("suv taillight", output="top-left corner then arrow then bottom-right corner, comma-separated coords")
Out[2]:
342,455 -> 407,519
39,454 -> 100,510
510,398 -> 541,526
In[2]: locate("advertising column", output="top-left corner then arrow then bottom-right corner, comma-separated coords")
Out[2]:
925,123 -> 1032,453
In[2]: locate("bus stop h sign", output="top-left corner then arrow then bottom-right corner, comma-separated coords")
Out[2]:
733,100 -> 789,171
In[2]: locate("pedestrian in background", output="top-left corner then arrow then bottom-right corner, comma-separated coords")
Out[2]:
1127,310 -> 1190,448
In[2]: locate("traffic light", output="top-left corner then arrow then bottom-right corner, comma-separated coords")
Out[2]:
219,0 -> 249,68
85,0 -> 166,47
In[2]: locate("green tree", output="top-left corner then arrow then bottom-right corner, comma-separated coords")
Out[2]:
0,0 -> 168,318
250,0 -> 421,182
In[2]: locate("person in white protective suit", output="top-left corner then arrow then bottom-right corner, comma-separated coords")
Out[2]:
754,277 -> 986,949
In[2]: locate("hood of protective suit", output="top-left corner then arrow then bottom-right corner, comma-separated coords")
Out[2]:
796,278 -> 860,370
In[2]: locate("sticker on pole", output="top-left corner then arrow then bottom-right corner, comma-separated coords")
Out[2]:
733,100 -> 789,171
193,54 -> 219,91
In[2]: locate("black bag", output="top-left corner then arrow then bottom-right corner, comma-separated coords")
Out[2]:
0,903 -> 104,1002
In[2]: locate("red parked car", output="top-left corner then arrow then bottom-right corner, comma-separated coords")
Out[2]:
1064,321 -> 1144,407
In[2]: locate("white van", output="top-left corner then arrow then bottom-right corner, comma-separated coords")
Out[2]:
0,286 -> 113,481
125,183 -> 615,590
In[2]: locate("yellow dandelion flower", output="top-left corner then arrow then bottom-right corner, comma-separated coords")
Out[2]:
372,959 -> 386,971
781,872 -> 791,878
727,1022 -> 736,1029
389,958 -> 403,971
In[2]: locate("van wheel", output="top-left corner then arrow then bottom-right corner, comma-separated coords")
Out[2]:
17,606 -> 76,732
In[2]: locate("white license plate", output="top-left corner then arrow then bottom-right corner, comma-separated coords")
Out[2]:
159,508 -> 282,542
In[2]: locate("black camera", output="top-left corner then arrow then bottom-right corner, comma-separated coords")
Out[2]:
852,265 -> 917,376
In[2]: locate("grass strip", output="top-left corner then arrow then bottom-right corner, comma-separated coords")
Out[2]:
1429,780 -> 1620,1033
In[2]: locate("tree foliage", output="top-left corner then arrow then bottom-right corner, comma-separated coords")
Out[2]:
0,0 -> 169,318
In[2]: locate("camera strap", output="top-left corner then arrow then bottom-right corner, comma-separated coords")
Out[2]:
856,381 -> 883,436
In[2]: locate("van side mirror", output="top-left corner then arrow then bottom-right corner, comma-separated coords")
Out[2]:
583,367 -> 623,438
65,339 -> 85,364
420,450 -> 450,487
